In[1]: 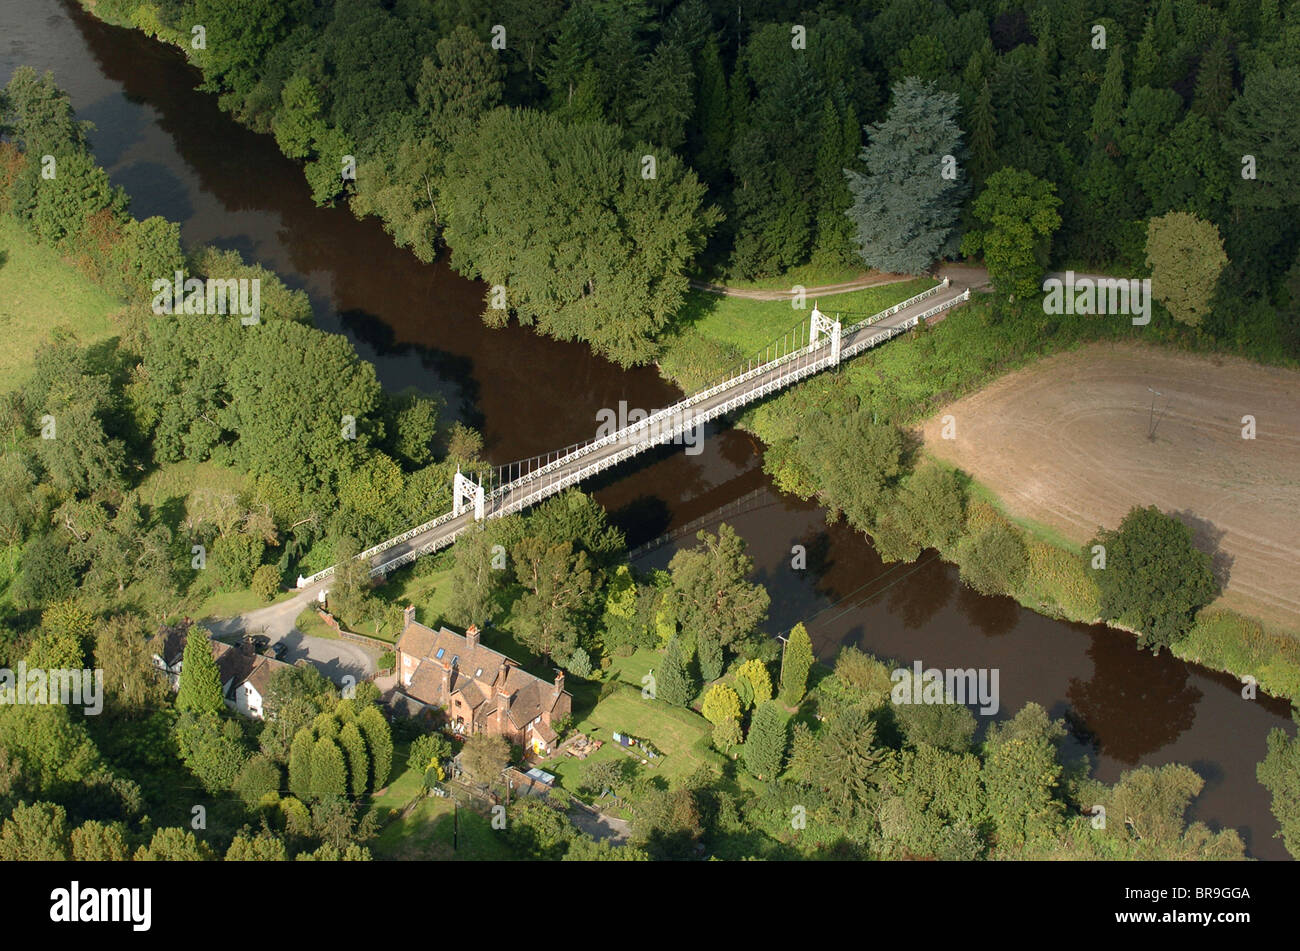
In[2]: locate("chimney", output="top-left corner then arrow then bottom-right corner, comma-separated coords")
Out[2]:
495,662 -> 511,734
466,624 -> 480,650
240,636 -> 255,656
553,669 -> 565,700
440,658 -> 451,700
403,604 -> 416,630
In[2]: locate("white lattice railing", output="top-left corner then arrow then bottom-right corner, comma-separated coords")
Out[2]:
298,281 -> 972,588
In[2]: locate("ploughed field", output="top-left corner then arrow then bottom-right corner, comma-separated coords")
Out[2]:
920,342 -> 1300,637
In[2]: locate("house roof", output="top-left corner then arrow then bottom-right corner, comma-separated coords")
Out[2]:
152,620 -> 194,667
395,619 -> 570,722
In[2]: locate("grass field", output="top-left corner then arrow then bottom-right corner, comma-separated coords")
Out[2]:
675,277 -> 938,357
0,216 -> 123,392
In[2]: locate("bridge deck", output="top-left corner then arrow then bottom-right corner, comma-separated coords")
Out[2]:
299,280 -> 972,588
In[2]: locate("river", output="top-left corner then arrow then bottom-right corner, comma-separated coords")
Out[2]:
3,0 -> 1293,858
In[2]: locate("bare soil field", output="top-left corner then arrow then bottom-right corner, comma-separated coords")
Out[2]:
919,342 -> 1300,637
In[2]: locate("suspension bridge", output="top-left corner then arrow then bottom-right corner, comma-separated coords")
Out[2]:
296,278 -> 972,590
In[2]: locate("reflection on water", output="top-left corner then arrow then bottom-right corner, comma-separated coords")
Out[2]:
2,0 -> 1293,859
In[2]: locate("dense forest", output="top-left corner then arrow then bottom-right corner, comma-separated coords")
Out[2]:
78,0 -> 1300,366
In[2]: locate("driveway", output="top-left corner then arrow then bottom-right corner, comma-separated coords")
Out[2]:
202,584 -> 379,685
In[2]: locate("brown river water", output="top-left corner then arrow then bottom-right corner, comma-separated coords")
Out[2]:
3,0 -> 1293,858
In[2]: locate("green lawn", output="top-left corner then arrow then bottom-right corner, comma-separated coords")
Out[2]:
373,557 -> 456,633
0,216 -> 123,392
678,277 -> 938,357
294,607 -> 338,640
559,683 -> 724,786
372,795 -> 517,860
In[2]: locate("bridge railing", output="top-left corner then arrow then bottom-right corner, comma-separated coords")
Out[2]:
299,281 -> 973,589
841,277 -> 949,335
489,281 -> 955,499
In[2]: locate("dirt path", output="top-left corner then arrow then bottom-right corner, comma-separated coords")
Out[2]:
919,342 -> 1300,637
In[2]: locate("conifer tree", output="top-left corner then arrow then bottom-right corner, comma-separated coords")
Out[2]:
845,77 -> 968,274
176,630 -> 225,715
310,736 -> 348,800
288,728 -> 314,801
743,701 -> 788,780
656,636 -> 696,707
339,721 -> 371,797
779,623 -> 814,707
357,705 -> 393,789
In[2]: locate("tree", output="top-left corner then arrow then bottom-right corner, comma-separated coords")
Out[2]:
960,167 -> 1061,299
734,659 -> 772,707
812,704 -> 883,823
668,525 -> 770,664
356,705 -> 393,790
134,827 -> 215,861
743,701 -> 788,780
892,679 -> 978,753
407,732 -> 451,786
175,630 -> 225,715
263,664 -> 331,727
578,758 -> 626,797
1090,506 -> 1218,652
225,831 -> 288,861
655,636 -> 695,707
0,801 -> 70,860
310,736 -> 348,801
701,683 -> 741,727
234,754 -> 282,807
845,77 -> 968,274
982,703 -> 1065,853
70,820 -> 130,861
251,564 -> 281,602
288,729 -> 314,801
441,107 -> 720,366
1257,715 -> 1300,859
779,622 -> 814,708
460,732 -> 509,786
1224,67 -> 1300,213
1145,211 -> 1228,326
175,713 -> 250,794
212,532 -> 264,591
445,523 -> 506,627
338,721 -> 371,797
510,535 -> 595,662
10,532 -> 75,609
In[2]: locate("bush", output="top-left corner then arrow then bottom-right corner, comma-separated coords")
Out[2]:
958,520 -> 1028,597
1022,540 -> 1101,620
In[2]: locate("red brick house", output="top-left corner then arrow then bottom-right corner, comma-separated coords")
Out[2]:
394,607 -> 572,755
